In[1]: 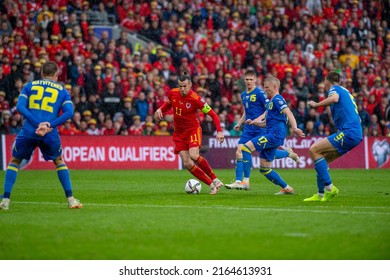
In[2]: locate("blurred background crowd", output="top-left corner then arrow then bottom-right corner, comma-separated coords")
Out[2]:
0,0 -> 389,137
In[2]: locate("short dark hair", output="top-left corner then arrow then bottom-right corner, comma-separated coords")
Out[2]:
42,61 -> 58,77
178,70 -> 191,83
326,71 -> 341,84
244,69 -> 256,76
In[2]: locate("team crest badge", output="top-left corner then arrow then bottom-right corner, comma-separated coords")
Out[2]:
268,102 -> 273,110
186,103 -> 191,109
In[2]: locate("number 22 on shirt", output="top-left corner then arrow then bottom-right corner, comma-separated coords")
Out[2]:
29,85 -> 58,113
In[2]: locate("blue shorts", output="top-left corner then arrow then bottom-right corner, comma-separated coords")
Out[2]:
239,127 -> 265,144
250,133 -> 283,162
327,130 -> 362,156
12,130 -> 62,161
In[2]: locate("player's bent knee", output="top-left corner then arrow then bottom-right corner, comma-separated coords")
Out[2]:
260,166 -> 271,176
10,157 -> 22,166
184,162 -> 194,170
189,154 -> 199,162
241,145 -> 252,154
188,149 -> 200,161
53,156 -> 65,166
309,145 -> 320,158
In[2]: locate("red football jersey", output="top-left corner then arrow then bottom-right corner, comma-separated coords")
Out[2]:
168,88 -> 211,132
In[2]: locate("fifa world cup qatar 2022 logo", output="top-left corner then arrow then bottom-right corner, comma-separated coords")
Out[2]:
372,139 -> 390,167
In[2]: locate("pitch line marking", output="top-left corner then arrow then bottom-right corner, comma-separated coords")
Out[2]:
284,233 -> 309,237
13,201 -> 390,215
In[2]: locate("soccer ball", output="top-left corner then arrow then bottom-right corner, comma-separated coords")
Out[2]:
185,179 -> 202,194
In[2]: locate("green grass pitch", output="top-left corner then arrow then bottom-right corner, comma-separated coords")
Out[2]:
0,169 -> 389,260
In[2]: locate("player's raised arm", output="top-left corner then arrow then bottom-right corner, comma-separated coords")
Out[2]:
307,91 -> 339,108
202,104 -> 224,143
282,107 -> 305,137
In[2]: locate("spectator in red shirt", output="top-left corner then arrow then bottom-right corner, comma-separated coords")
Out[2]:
281,82 -> 297,110
78,12 -> 89,38
220,73 -> 234,101
369,77 -> 385,104
202,44 -> 218,74
47,35 -> 63,60
0,91 -> 10,115
61,28 -> 75,53
367,114 -> 383,136
102,119 -> 117,135
366,94 -> 377,116
47,13 -> 66,38
128,115 -> 143,135
59,119 -> 81,136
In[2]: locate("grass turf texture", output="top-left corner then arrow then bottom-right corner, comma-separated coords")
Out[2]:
0,169 -> 389,260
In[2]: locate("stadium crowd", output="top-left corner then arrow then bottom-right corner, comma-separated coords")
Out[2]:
0,0 -> 390,137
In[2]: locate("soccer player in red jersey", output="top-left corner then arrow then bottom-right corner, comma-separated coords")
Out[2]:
154,73 -> 225,194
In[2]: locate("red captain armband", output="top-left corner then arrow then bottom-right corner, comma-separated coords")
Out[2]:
207,110 -> 222,132
160,102 -> 172,113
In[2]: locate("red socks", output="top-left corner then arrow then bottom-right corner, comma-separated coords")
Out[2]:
195,156 -> 217,180
188,165 -> 212,185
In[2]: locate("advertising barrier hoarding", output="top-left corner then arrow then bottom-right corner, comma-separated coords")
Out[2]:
1,135 -> 389,170
202,136 -> 366,169
2,135 -> 180,170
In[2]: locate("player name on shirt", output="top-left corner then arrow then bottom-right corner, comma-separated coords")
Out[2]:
32,80 -> 64,91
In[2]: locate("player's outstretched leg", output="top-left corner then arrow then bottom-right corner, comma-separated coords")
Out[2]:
274,148 -> 300,163
275,149 -> 288,159
0,162 -> 20,210
195,156 -> 216,180
275,147 -> 299,163
286,147 -> 300,163
195,156 -> 224,191
188,165 -> 219,195
259,166 -> 295,195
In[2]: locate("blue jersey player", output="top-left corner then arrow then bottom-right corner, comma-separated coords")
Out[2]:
225,70 -> 299,190
242,75 -> 305,194
0,61 -> 82,210
305,71 -> 363,202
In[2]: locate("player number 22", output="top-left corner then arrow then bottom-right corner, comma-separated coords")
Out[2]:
29,85 -> 59,113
